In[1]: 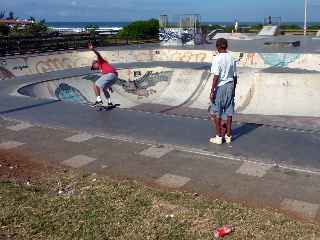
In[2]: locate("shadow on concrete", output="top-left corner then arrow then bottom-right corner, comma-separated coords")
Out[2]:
233,123 -> 262,142
0,100 -> 60,115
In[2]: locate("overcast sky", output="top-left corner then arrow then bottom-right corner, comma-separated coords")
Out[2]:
2,0 -> 320,22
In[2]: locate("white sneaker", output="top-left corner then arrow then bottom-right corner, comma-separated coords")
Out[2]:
225,134 -> 232,144
209,136 -> 223,145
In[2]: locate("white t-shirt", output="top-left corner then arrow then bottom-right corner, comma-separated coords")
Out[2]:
211,52 -> 236,87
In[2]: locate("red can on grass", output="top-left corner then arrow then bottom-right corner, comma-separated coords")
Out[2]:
214,225 -> 232,238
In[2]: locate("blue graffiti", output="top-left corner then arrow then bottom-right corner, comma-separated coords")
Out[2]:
55,83 -> 89,104
259,53 -> 301,67
159,28 -> 195,44
159,29 -> 181,41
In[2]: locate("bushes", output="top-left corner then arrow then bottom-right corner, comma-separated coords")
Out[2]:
23,19 -> 48,36
308,25 -> 320,30
0,24 -> 10,36
250,24 -> 263,31
0,13 -> 48,37
85,24 -> 98,34
280,24 -> 302,30
118,19 -> 159,40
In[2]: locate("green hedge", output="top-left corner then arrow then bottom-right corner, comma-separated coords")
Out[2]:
0,23 -> 10,36
118,19 -> 159,40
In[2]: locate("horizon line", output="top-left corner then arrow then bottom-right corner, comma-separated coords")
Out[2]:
45,20 -> 320,23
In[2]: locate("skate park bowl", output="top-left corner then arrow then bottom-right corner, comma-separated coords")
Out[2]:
2,46 -> 320,117
17,65 -> 320,117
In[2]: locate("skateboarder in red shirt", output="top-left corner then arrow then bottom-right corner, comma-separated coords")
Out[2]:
89,43 -> 118,106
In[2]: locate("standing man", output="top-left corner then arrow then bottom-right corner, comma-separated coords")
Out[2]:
89,43 -> 118,107
209,38 -> 237,145
234,20 -> 239,33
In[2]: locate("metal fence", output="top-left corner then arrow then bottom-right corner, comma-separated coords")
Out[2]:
0,33 -> 158,57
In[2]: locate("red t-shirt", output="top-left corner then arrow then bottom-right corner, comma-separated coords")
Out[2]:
97,56 -> 117,75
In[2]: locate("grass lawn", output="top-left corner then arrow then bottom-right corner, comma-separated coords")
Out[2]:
1,169 -> 320,240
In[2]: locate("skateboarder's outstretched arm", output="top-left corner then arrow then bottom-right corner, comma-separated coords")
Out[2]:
88,43 -> 104,61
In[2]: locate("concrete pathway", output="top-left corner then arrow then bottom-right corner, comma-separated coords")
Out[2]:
1,98 -> 319,172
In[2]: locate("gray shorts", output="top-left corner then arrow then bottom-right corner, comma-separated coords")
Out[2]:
209,81 -> 235,119
95,73 -> 117,89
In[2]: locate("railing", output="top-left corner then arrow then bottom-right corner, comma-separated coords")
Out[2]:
0,33 -> 159,57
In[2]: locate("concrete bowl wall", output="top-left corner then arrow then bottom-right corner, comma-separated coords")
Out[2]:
2,48 -> 320,80
4,47 -> 320,117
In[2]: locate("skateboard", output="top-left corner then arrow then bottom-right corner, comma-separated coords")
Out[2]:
92,103 -> 120,111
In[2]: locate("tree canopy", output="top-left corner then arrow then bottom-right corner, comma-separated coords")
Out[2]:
0,10 -> 48,37
118,19 -> 159,40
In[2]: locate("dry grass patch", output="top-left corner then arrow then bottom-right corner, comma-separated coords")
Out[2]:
0,170 -> 320,239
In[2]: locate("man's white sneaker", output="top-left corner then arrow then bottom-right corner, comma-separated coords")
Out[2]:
209,136 -> 223,145
225,135 -> 232,144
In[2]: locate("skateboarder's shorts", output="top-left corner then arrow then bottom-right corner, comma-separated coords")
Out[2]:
209,81 -> 235,119
95,73 -> 117,89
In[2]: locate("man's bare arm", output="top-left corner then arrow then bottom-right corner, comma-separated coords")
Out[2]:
88,43 -> 103,59
210,75 -> 219,101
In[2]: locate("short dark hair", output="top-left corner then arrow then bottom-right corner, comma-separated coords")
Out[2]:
216,38 -> 228,50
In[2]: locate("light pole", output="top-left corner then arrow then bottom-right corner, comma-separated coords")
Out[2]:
304,0 -> 308,36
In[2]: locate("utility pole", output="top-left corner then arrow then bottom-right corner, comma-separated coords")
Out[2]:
304,0 -> 308,36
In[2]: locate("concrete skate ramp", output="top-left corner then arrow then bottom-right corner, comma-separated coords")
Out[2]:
207,67 -> 320,117
213,33 -> 265,41
4,48 -> 320,82
244,68 -> 320,116
9,47 -> 320,118
18,67 -> 211,109
18,65 -> 320,117
258,25 -> 279,36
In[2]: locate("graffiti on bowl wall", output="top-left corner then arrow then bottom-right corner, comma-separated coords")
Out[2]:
259,53 -> 301,67
35,56 -> 90,74
0,67 -> 15,80
118,71 -> 173,97
55,83 -> 89,104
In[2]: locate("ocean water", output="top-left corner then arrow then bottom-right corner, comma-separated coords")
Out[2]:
46,21 -> 320,29
47,22 -> 130,28
46,21 -> 251,28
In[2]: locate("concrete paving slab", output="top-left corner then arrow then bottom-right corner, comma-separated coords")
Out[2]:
0,118 -> 23,128
156,173 -> 191,188
0,126 -> 103,166
139,145 -> 174,158
236,162 -> 274,178
62,155 -> 97,168
64,133 -> 96,143
281,198 -> 320,220
6,122 -> 33,131
0,141 -> 25,150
